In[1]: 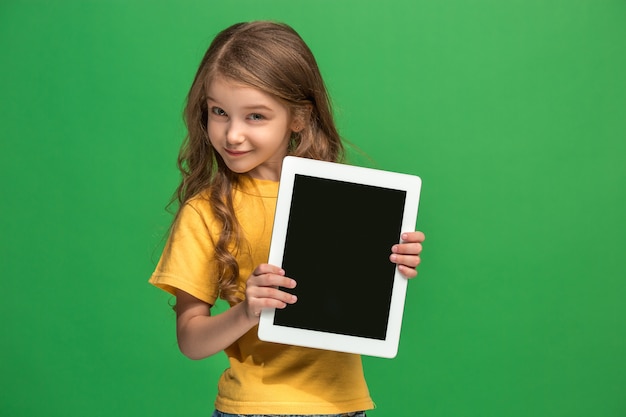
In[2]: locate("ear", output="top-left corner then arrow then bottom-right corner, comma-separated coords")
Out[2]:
291,104 -> 312,133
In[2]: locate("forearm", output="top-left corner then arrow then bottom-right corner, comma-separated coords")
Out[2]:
174,265 -> 297,360
176,296 -> 256,360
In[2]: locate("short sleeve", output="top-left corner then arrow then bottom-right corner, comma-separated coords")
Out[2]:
149,200 -> 220,305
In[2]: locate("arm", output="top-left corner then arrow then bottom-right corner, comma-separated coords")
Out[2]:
390,231 -> 426,278
175,264 -> 297,360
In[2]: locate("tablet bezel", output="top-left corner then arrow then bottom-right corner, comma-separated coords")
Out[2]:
258,156 -> 422,358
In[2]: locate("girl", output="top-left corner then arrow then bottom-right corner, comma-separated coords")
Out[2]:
150,21 -> 425,417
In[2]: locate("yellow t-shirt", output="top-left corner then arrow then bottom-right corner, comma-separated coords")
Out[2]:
150,176 -> 374,415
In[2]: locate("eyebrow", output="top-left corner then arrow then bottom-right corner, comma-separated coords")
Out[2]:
241,104 -> 274,112
206,96 -> 274,113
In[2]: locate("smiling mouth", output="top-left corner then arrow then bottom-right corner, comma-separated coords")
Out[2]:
225,149 -> 249,157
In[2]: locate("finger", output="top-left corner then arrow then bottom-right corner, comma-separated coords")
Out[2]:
400,231 -> 425,243
391,242 -> 423,255
247,298 -> 291,321
398,264 -> 418,279
247,285 -> 298,304
252,263 -> 285,277
247,273 -> 297,290
389,253 -> 421,269
249,297 -> 295,317
246,287 -> 298,319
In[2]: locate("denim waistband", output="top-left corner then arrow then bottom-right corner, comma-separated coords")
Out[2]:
211,410 -> 366,417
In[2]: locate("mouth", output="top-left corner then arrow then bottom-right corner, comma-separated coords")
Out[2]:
224,149 -> 250,157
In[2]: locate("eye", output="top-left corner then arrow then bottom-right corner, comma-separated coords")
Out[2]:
248,113 -> 265,121
211,107 -> 227,117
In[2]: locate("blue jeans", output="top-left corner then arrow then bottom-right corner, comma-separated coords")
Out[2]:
211,411 -> 366,417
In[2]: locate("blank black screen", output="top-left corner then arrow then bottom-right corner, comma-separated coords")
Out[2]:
273,174 -> 406,340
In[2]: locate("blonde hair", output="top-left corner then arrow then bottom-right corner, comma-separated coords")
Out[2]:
174,21 -> 344,304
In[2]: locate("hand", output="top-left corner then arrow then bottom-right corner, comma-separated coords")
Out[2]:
390,231 -> 426,279
243,264 -> 297,322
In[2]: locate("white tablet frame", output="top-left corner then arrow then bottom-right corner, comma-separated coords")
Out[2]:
258,156 -> 422,358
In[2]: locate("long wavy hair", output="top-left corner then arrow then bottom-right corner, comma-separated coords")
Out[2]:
174,21 -> 344,304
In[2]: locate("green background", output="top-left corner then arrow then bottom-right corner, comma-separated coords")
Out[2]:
1,1 -> 625,416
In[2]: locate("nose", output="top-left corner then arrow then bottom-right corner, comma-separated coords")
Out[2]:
225,120 -> 245,146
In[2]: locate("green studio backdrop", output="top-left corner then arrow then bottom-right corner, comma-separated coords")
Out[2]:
1,1 -> 625,416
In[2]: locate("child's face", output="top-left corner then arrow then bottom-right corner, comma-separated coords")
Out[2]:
206,77 -> 300,181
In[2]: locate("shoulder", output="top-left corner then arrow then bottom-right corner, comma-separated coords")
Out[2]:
184,191 -> 212,215
172,191 -> 220,237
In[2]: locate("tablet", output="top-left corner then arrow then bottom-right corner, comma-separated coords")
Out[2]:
258,156 -> 422,358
